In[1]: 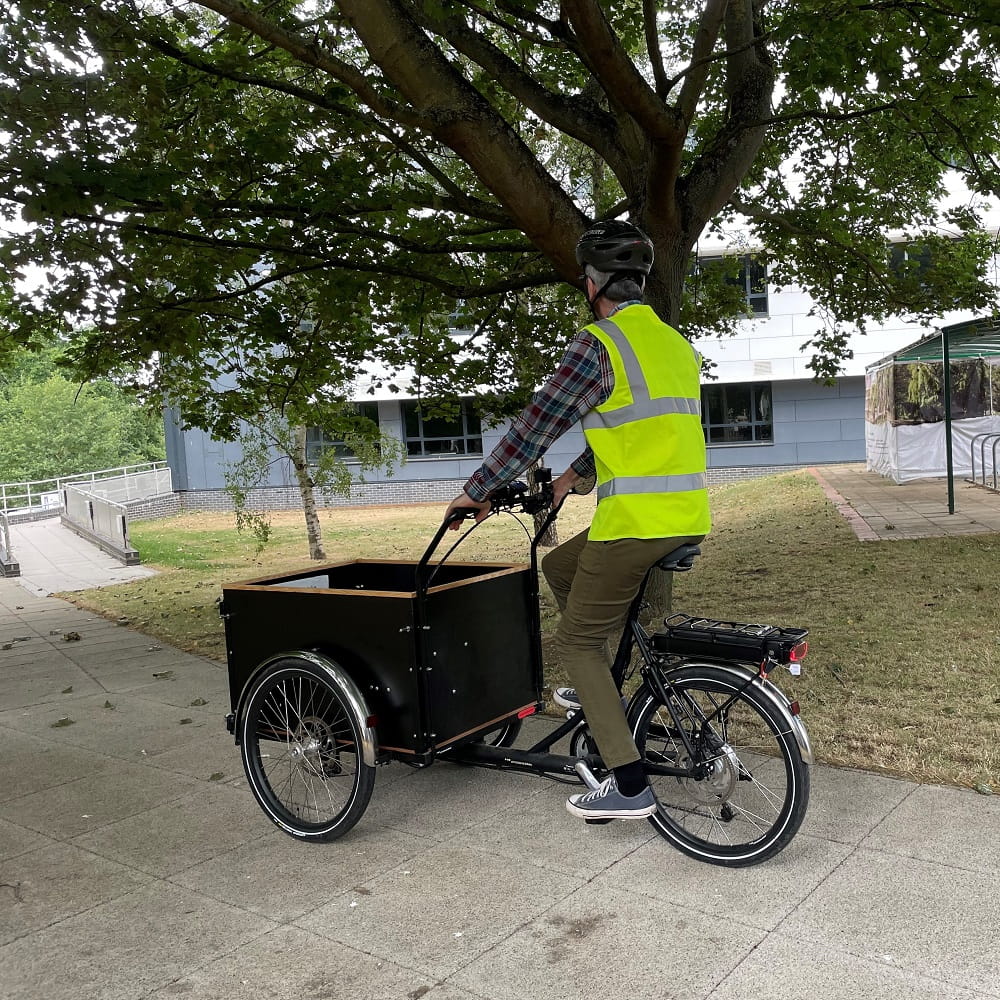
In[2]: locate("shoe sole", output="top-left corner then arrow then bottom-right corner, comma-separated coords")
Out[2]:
552,692 -> 582,710
565,799 -> 657,820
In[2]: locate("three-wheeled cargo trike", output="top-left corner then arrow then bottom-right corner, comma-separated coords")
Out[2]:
220,470 -> 812,866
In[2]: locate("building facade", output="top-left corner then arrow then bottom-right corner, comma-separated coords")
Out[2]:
163,258 -> 996,509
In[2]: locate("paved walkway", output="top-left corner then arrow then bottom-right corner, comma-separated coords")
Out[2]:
2,475 -> 1000,998
6,518 -> 157,596
811,464 -> 1000,541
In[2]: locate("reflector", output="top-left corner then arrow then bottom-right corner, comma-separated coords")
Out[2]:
517,705 -> 538,719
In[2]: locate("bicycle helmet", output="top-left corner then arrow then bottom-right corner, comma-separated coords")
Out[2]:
575,220 -> 654,276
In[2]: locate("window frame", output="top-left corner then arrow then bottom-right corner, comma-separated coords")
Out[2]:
305,402 -> 381,464
401,397 -> 484,459
701,381 -> 773,446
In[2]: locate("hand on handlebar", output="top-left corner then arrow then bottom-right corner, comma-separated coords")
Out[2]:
552,467 -> 582,509
444,492 -> 492,530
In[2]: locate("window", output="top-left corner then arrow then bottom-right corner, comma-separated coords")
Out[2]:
702,382 -> 773,444
402,398 -> 483,457
305,402 -> 380,463
697,254 -> 769,315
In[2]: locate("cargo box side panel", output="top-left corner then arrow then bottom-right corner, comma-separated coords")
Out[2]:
222,587 -> 422,752
421,570 -> 539,745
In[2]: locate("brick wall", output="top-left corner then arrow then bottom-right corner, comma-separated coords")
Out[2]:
136,466 -> 814,516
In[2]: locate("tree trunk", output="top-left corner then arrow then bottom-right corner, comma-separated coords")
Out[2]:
291,425 -> 326,561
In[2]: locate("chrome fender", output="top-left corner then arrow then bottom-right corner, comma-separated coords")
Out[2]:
235,649 -> 378,768
659,661 -> 814,766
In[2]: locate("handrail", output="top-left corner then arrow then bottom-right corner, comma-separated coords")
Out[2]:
0,461 -> 169,514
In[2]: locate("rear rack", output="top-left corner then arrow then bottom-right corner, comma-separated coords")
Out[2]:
651,613 -> 808,663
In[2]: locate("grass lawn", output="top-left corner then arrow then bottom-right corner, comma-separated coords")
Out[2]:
65,470 -> 1000,791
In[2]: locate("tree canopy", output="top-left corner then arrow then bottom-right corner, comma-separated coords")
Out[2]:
2,0 -> 999,411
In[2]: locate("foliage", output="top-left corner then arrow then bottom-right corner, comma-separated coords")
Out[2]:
0,346 -> 165,482
0,0 -> 998,399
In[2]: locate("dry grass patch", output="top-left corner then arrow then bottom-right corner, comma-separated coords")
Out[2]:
65,474 -> 1000,790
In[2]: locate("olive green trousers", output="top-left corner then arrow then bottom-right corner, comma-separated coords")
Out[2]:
541,528 -> 704,769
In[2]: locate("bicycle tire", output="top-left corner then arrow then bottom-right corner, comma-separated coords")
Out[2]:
630,664 -> 808,867
239,656 -> 375,842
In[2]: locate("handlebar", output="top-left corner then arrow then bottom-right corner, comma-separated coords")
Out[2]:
417,468 -> 558,593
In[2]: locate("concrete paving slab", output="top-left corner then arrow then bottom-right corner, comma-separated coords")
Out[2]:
0,691 -> 217,758
0,817 -> 58,863
296,843 -> 576,979
0,660 -> 106,710
70,781 -> 272,878
708,934 -> 990,1000
861,782 -> 1000,874
452,774 -> 656,879
0,841 -> 153,946
797,764 -> 915,844
594,831 -> 852,930
451,881 -> 763,1000
144,924 -> 438,1000
169,823 -> 438,923
784,848 -> 1000,996
0,879 -> 274,1000
359,759 -> 551,841
0,760 -> 200,839
0,726 -> 118,802
142,730 -> 243,784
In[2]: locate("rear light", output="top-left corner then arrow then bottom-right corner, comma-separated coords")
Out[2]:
789,641 -> 808,662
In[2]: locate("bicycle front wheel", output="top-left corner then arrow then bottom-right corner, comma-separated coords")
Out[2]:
239,656 -> 375,842
631,664 -> 808,866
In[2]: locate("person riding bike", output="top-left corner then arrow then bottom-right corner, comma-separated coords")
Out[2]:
446,220 -> 711,820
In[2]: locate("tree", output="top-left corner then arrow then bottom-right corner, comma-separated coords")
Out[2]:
0,347 -> 166,482
2,1 -> 998,397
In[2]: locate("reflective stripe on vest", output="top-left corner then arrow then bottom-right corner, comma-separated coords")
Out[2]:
596,472 -> 708,501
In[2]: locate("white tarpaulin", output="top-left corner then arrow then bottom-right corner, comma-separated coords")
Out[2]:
866,415 -> 1000,483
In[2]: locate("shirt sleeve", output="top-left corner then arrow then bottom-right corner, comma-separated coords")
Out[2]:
463,331 -> 610,501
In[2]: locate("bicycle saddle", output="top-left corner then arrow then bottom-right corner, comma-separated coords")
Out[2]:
654,544 -> 701,572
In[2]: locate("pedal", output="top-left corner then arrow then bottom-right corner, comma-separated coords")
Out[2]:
585,817 -> 614,825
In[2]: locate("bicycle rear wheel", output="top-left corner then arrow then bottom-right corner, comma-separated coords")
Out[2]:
630,664 -> 808,866
239,656 -> 375,842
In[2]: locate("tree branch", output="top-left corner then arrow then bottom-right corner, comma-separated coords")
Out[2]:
189,0 -> 428,128
676,0 -> 728,124
642,0 -> 671,99
333,0 -> 587,279
560,0 -> 682,143
401,0 -> 625,174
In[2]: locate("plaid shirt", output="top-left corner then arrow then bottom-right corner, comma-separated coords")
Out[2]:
463,328 -> 614,502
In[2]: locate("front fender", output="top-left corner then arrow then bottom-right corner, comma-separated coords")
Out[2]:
234,649 -> 378,768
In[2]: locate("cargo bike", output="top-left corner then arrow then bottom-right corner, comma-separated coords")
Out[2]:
220,470 -> 813,867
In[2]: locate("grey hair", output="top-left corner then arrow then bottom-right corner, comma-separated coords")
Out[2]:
584,263 -> 646,303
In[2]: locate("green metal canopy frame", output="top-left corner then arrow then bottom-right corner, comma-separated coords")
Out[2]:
882,318 -> 1000,513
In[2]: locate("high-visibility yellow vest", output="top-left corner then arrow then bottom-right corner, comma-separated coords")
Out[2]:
582,305 -> 711,541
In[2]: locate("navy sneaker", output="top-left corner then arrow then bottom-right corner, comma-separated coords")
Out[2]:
553,687 -> 581,710
566,775 -> 657,820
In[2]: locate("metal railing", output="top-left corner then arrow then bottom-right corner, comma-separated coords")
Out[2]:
0,510 -> 17,576
63,484 -> 135,560
0,461 -> 170,515
969,433 -> 1000,492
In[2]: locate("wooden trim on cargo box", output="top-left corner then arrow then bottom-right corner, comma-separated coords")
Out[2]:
221,560 -> 529,598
